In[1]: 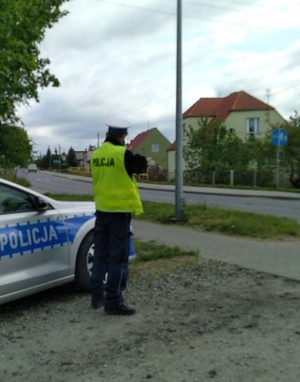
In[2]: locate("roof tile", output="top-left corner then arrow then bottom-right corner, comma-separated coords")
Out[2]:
128,128 -> 154,151
183,91 -> 273,122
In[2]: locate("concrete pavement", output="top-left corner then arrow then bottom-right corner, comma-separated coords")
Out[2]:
132,220 -> 300,282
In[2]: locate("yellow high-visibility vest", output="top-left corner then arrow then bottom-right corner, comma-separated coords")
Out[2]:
91,142 -> 143,215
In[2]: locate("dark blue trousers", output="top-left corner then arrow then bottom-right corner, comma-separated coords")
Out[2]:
91,211 -> 131,304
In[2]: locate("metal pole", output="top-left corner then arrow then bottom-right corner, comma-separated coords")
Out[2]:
276,145 -> 279,189
175,0 -> 183,221
275,130 -> 280,189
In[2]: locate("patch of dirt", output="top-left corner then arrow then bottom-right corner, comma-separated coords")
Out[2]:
0,257 -> 300,382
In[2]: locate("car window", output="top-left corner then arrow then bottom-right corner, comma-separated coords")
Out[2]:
0,184 -> 36,214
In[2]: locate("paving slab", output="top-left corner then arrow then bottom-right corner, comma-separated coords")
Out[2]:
133,220 -> 300,281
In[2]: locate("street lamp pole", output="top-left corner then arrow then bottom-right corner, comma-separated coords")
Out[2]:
175,0 -> 183,221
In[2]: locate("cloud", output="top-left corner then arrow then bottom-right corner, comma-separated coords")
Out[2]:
18,0 -> 300,154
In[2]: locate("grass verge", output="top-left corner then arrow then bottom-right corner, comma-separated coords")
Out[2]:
138,201 -> 300,239
44,194 -> 300,240
131,239 -> 199,278
1,171 -> 31,187
134,239 -> 198,262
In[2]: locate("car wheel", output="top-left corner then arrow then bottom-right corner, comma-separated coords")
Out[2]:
74,231 -> 94,291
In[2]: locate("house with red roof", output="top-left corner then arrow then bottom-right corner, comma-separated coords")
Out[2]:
128,127 -> 171,170
167,90 -> 286,179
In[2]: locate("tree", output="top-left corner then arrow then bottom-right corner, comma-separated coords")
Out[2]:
183,117 -> 249,184
241,134 -> 275,187
0,0 -> 69,124
280,111 -> 300,188
0,123 -> 32,167
288,110 -> 300,128
66,147 -> 77,167
37,146 -> 52,169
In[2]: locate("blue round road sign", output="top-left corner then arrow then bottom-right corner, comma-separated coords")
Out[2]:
271,128 -> 288,147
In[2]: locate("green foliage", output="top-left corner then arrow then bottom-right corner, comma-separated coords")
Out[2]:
187,204 -> 299,238
42,194 -> 300,240
15,177 -> 31,187
1,169 -> 31,186
183,117 -> 249,184
243,112 -> 300,188
0,0 -> 69,123
137,201 -> 300,239
244,135 -> 273,168
139,201 -> 175,223
242,135 -> 274,186
60,163 -> 69,170
148,164 -> 167,182
37,147 -> 52,169
134,240 -> 198,262
37,147 -> 72,170
288,110 -> 300,128
66,147 -> 78,167
280,112 -> 300,188
0,123 -> 32,166
183,117 -> 276,186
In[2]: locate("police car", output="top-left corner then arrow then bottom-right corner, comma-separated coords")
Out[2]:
0,178 -> 135,305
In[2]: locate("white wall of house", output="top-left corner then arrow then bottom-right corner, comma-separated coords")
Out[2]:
225,110 -> 285,140
167,150 -> 176,181
183,110 -> 285,141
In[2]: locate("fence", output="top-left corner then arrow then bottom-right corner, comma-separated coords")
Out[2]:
167,168 -> 292,189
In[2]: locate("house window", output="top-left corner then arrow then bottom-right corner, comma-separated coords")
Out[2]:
152,144 -> 159,153
246,118 -> 260,135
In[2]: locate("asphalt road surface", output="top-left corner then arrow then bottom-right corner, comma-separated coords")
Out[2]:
20,169 -> 300,222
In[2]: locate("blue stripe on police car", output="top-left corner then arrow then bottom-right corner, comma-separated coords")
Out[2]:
0,214 -> 94,259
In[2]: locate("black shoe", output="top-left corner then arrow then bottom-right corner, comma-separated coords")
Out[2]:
104,301 -> 136,316
91,296 -> 104,309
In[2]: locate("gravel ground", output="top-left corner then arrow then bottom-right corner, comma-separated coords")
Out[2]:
0,257 -> 300,382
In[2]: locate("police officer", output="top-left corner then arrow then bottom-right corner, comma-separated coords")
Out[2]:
90,120 -> 147,315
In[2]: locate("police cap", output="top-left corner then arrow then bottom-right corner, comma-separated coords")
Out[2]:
106,120 -> 131,135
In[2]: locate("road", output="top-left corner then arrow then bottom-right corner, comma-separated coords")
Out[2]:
19,169 -> 93,195
140,188 -> 300,221
19,169 -> 300,221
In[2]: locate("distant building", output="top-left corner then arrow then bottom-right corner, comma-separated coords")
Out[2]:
183,90 -> 285,140
75,149 -> 94,169
128,127 -> 171,170
167,90 -> 286,179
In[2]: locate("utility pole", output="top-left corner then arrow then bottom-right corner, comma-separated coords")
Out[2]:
266,88 -> 271,123
175,0 -> 183,221
266,88 -> 271,104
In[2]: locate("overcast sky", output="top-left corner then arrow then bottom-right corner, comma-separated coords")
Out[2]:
18,0 -> 300,155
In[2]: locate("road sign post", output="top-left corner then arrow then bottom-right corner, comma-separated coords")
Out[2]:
271,128 -> 288,189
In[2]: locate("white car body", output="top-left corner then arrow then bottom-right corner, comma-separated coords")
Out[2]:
0,178 -> 136,305
28,164 -> 37,172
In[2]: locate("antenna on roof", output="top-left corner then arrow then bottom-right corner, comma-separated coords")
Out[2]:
266,88 -> 271,104
265,88 -> 271,123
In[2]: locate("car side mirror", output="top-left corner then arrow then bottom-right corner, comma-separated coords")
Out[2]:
34,197 -> 50,211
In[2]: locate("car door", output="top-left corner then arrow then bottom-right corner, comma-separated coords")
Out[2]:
0,183 -> 70,302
